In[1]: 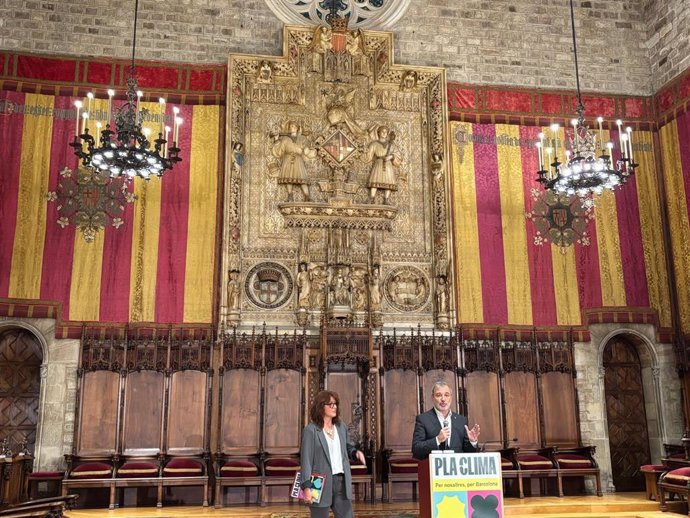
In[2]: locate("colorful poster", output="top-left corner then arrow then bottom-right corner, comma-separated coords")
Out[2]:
428,452 -> 503,518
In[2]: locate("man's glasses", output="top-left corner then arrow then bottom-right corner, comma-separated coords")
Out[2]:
324,402 -> 338,408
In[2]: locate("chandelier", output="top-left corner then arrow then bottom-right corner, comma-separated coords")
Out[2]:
70,0 -> 182,180
536,0 -> 637,205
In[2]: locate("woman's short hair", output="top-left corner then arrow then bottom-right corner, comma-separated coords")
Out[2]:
310,390 -> 341,427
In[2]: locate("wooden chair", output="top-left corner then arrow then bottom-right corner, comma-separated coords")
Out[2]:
259,334 -> 305,504
512,447 -> 559,498
553,445 -> 602,497
214,335 -> 264,507
113,455 -> 162,507
61,455 -> 117,509
658,467 -> 690,515
383,450 -> 419,502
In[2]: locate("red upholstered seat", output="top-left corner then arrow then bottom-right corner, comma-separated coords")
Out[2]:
220,460 -> 260,478
264,458 -> 300,477
389,457 -> 419,474
554,453 -> 594,469
501,457 -> 515,470
70,462 -> 113,479
163,458 -> 204,477
517,454 -> 554,470
350,462 -> 368,474
640,464 -> 666,472
662,467 -> 690,486
117,461 -> 159,478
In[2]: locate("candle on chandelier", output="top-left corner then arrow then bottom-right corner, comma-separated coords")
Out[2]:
159,98 -> 166,136
597,117 -> 604,153
74,101 -> 82,136
616,120 -> 624,158
571,119 -> 578,149
620,133 -> 628,160
606,142 -> 614,167
136,90 -> 143,120
164,125 -> 171,157
81,111 -> 89,135
86,92 -> 94,121
107,89 -> 114,126
174,116 -> 183,144
546,146 -> 553,173
626,127 -> 634,164
538,132 -> 545,170
550,123 -> 560,161
172,106 -> 180,143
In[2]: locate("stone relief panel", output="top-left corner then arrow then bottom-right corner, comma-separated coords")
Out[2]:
222,22 -> 452,330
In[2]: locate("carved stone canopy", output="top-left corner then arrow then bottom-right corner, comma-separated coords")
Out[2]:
222,25 -> 452,331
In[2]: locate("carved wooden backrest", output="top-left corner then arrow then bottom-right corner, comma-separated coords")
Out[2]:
263,369 -> 302,455
77,370 -> 119,456
217,329 -> 263,456
262,330 -> 305,456
75,334 -> 124,456
166,339 -> 212,456
122,370 -> 165,455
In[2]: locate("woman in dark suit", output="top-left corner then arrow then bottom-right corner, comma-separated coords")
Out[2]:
300,390 -> 366,518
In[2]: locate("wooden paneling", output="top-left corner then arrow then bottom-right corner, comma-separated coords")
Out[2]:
122,370 -> 164,455
220,369 -> 260,454
542,372 -> 578,447
504,371 -> 539,449
465,371 -> 502,449
326,372 -> 360,427
167,370 -> 207,455
382,370 -> 418,451
78,371 -> 119,455
263,369 -> 301,453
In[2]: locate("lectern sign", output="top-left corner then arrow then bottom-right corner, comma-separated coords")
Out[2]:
425,452 -> 503,518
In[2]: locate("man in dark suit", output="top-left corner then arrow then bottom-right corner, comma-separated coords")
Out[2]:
412,380 -> 481,460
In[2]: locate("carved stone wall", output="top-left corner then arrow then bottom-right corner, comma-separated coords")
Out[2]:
222,24 -> 453,331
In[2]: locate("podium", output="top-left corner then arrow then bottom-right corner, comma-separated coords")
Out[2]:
418,452 -> 504,518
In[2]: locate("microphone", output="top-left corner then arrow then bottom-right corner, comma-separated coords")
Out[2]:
441,420 -> 448,450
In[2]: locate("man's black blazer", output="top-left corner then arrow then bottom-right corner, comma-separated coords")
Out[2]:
411,409 -> 477,460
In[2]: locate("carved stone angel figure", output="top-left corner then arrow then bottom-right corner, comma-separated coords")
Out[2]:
365,125 -> 400,204
325,87 -> 365,137
271,120 -> 316,201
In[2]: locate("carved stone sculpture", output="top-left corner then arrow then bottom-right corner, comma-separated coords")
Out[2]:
296,262 -> 311,309
365,125 -> 399,204
271,121 -> 316,201
227,270 -> 240,310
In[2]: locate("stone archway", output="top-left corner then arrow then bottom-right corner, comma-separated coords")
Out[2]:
575,323 -> 683,493
602,335 -> 650,491
0,327 -> 43,454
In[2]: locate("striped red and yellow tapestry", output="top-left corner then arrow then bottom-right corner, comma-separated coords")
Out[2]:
0,91 -> 221,324
450,121 -> 672,329
659,110 -> 690,336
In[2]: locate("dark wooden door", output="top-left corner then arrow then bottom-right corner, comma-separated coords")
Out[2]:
603,337 -> 650,492
0,329 -> 42,454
